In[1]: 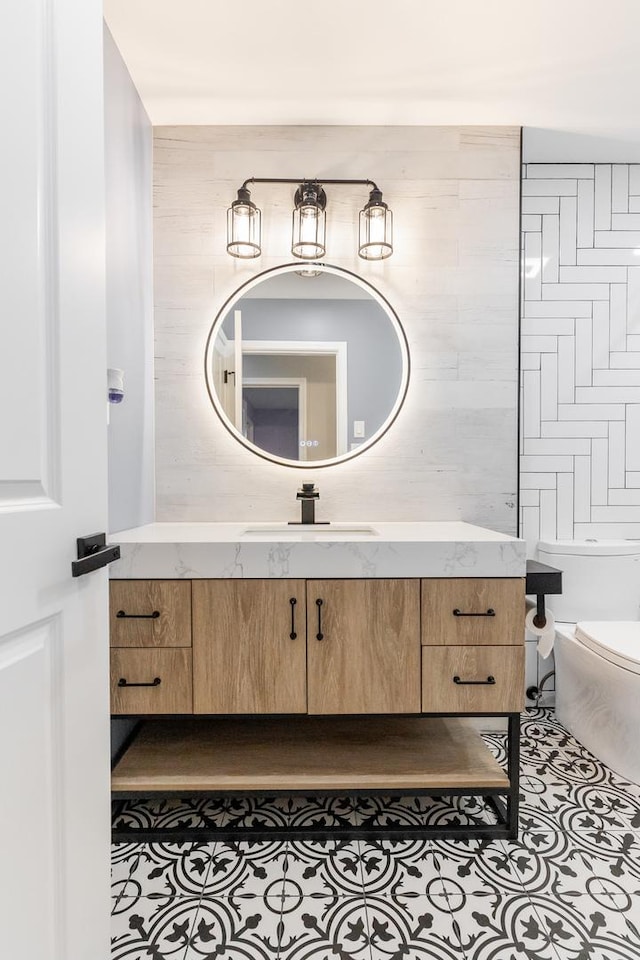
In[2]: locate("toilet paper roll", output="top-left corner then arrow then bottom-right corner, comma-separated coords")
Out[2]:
525,603 -> 556,659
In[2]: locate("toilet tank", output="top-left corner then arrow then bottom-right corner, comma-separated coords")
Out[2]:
536,540 -> 640,622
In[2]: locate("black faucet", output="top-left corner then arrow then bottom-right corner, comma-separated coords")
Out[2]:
289,483 -> 329,525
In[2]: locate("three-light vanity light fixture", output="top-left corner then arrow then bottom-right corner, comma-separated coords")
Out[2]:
226,178 -> 393,262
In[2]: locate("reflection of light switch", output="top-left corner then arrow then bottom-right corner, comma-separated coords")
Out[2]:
353,420 -> 365,438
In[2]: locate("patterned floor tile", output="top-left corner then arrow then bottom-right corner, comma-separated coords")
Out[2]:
182,894 -> 283,959
559,783 -> 640,833
283,840 -> 366,898
113,797 -> 227,832
223,797 -> 290,830
109,709 -> 640,960
448,893 -> 561,960
111,843 -> 144,903
115,842 -> 216,900
357,794 -> 498,829
222,794 -> 363,831
520,714 -> 581,751
269,896 -> 373,960
507,830 -> 640,902
431,838 -> 527,897
528,893 -> 640,960
610,831 -> 640,884
200,840 -> 289,899
111,894 -> 201,959
481,733 -> 508,768
364,894 -> 461,960
518,767 -> 640,832
290,796 -> 362,827
358,839 -> 446,900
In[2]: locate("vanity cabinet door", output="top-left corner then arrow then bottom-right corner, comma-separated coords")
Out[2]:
307,579 -> 421,715
192,580 -> 307,714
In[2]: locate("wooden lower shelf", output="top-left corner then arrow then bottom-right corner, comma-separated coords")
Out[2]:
111,716 -> 509,794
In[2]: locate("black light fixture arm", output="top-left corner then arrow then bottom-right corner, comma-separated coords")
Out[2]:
240,177 -> 381,191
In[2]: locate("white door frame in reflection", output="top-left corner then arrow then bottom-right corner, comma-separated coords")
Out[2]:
242,339 -> 348,457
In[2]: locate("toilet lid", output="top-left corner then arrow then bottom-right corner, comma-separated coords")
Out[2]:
575,621 -> 640,675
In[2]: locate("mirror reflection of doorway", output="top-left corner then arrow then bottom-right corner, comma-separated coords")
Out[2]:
242,347 -> 341,461
242,380 -> 307,461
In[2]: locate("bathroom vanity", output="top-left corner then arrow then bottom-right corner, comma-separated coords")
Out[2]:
109,521 -> 526,839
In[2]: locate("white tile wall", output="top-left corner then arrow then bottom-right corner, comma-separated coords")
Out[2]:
521,163 -> 640,701
521,162 -> 640,552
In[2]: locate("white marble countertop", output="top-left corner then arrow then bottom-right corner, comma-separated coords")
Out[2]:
109,521 -> 526,579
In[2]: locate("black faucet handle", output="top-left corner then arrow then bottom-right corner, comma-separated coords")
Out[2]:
297,482 -> 319,499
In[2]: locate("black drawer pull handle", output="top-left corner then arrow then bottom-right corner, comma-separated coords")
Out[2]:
118,677 -> 161,688
116,610 -> 160,619
453,675 -> 496,686
316,598 -> 324,640
453,608 -> 495,617
289,597 -> 297,639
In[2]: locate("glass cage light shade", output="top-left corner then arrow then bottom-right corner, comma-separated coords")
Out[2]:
227,188 -> 261,259
358,189 -> 393,260
291,183 -> 326,260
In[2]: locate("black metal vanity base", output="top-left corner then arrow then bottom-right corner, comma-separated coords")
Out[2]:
111,713 -> 520,843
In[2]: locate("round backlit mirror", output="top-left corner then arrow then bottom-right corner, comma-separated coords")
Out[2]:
204,263 -> 409,467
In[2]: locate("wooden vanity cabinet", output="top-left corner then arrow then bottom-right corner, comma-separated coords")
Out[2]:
306,579 -> 421,714
192,579 -> 307,714
111,573 -> 525,837
109,576 -> 524,716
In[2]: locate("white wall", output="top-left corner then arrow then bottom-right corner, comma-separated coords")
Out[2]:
104,26 -> 153,759
524,129 -> 640,163
105,27 -> 154,535
153,126 -> 521,532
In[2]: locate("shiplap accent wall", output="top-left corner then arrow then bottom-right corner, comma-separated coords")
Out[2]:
153,126 -> 520,529
520,163 -> 640,554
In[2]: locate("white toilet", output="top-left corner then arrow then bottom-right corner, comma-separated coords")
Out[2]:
536,539 -> 640,784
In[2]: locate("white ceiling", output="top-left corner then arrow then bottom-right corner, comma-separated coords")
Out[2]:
104,0 -> 640,145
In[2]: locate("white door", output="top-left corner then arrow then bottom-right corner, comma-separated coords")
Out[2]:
0,1 -> 110,959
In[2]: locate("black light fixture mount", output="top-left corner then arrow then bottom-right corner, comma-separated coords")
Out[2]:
226,178 -> 393,262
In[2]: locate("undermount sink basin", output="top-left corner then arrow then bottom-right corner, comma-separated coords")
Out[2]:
241,523 -> 379,538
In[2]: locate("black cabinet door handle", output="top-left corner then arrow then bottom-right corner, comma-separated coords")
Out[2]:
453,675 -> 496,685
117,677 -> 161,688
116,610 -> 161,620
289,597 -> 297,639
72,533 -> 120,578
452,608 -> 495,617
316,598 -> 324,640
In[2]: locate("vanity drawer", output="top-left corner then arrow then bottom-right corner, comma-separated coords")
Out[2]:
109,580 -> 192,648
110,649 -> 193,714
421,645 -> 524,713
421,578 -> 524,646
